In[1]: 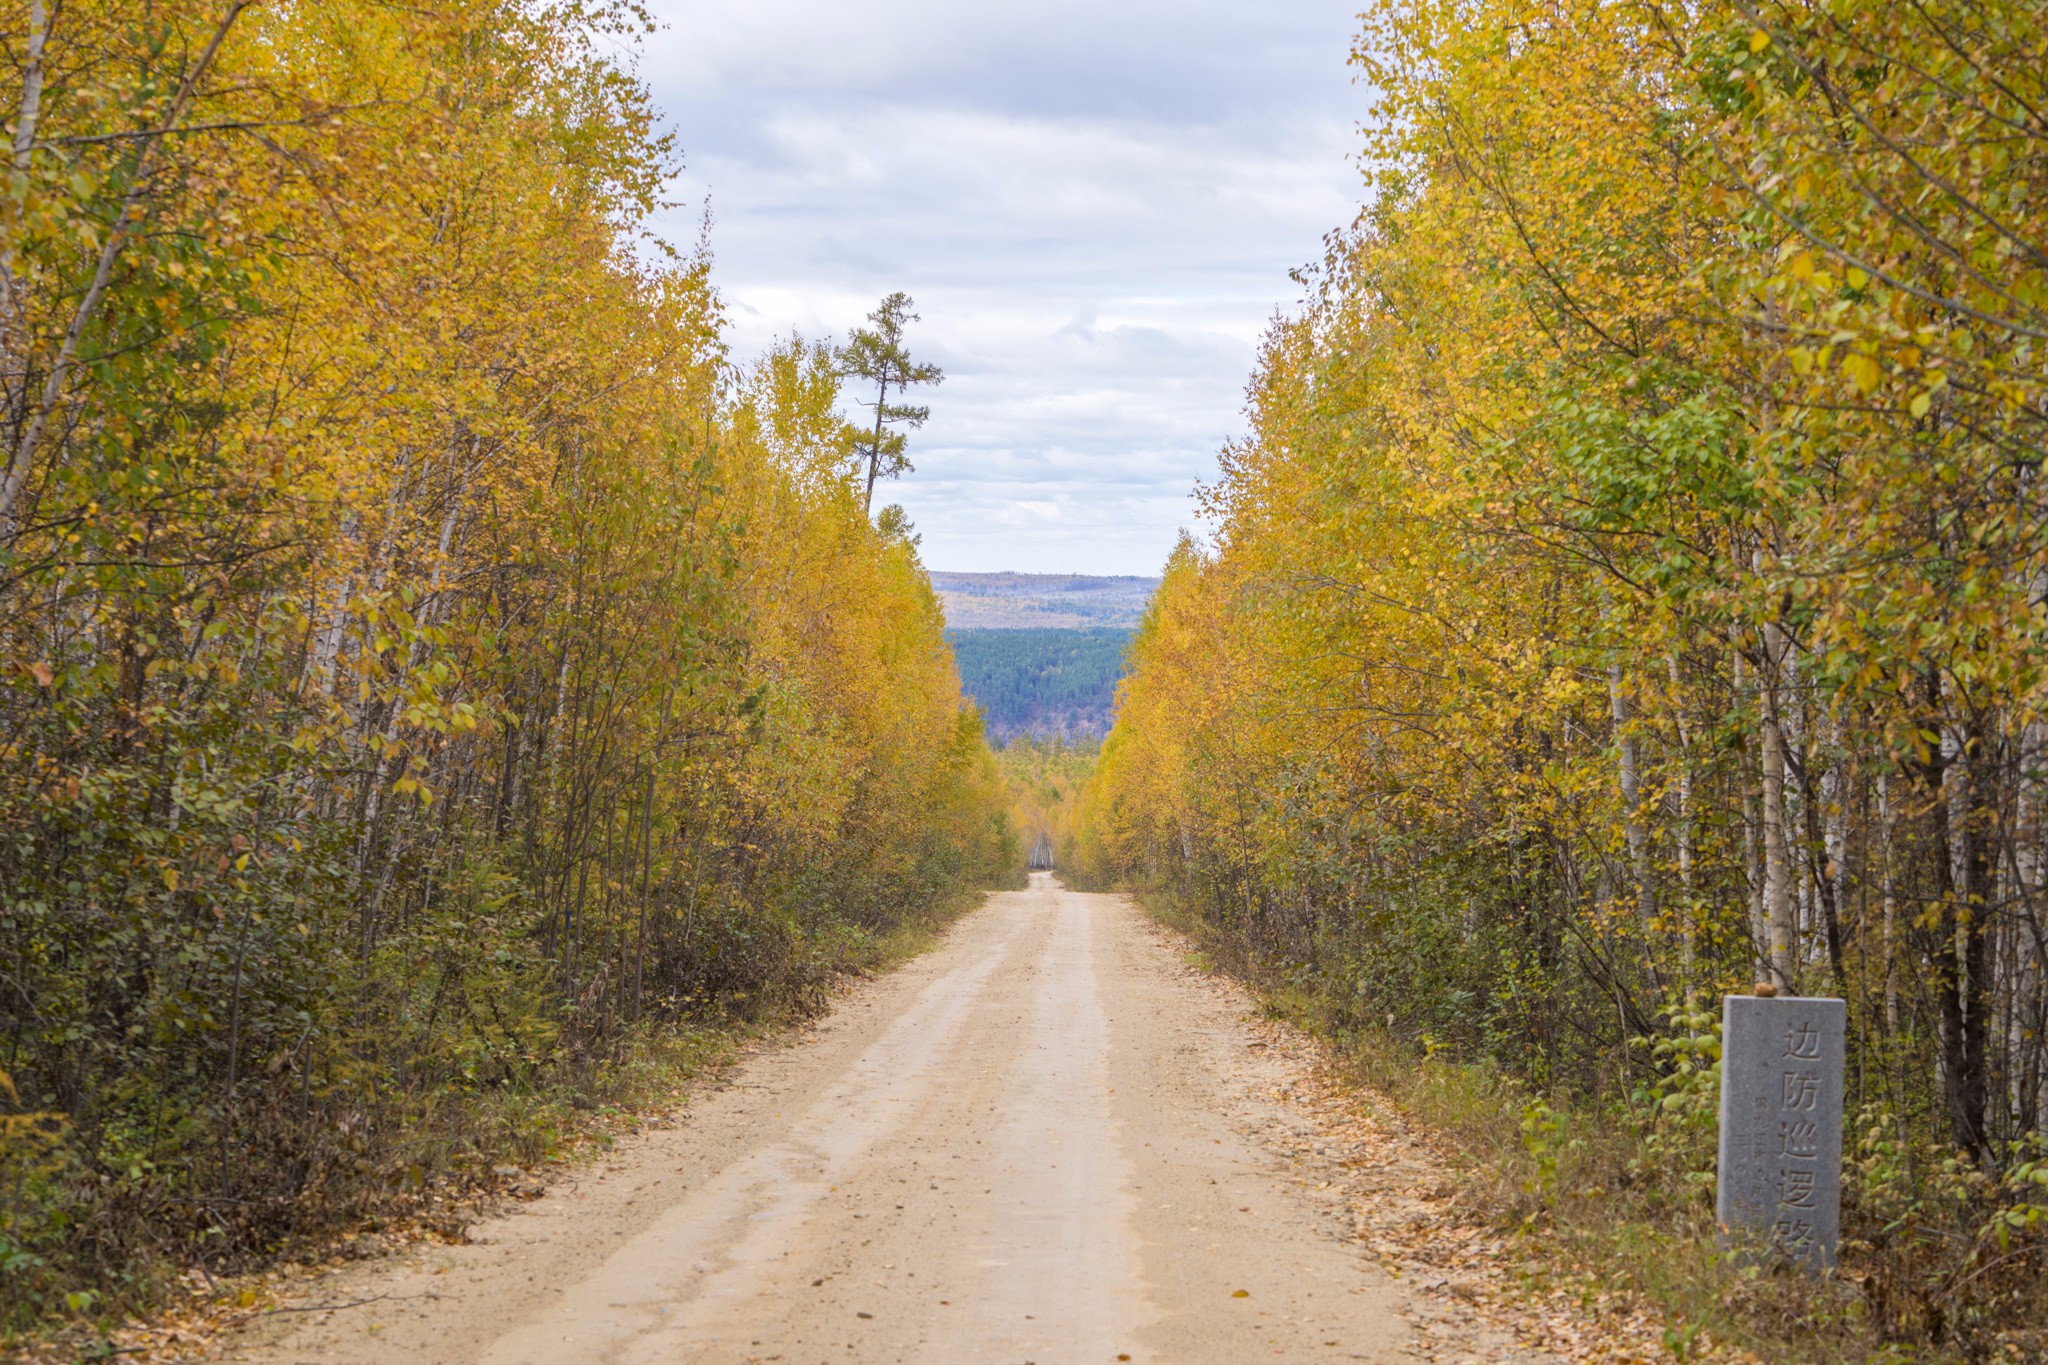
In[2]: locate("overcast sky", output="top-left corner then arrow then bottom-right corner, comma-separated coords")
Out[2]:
640,1 -> 1366,576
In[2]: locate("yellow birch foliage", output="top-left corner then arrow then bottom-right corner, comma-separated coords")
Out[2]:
0,0 -> 1009,1325
1087,0 -> 2048,1343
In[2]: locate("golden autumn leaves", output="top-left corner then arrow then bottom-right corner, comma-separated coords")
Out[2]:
1083,0 -> 2047,1216
1082,0 -> 2047,1343
0,0 -> 1008,1328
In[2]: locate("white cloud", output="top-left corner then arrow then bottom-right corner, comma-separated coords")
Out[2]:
642,0 -> 1365,574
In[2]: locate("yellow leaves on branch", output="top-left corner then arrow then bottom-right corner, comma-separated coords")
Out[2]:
1082,0 -> 2048,1216
0,0 -> 1013,1315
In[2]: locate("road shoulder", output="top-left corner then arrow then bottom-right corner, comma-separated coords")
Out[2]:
1118,900 -> 1671,1364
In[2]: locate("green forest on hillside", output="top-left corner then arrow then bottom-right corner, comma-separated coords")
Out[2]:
947,630 -> 1131,743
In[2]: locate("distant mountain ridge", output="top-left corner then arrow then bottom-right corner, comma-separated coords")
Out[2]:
935,571 -> 1157,743
930,571 -> 1159,630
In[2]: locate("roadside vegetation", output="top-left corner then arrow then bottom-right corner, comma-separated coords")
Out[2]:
993,737 -> 1098,876
1080,0 -> 2048,1357
0,0 -> 1012,1337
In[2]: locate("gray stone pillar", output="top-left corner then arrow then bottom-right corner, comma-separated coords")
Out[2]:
1715,994 -> 1845,1271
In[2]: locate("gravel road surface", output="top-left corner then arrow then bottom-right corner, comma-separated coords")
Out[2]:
222,876 -> 1432,1363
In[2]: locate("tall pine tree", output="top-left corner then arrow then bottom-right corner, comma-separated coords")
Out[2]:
840,292 -> 943,512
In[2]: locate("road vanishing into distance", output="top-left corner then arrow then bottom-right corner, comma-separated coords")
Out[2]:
225,877 -> 1489,1364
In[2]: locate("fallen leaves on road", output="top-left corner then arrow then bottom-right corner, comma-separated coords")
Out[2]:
1167,942 -> 1753,1365
1232,1009 -> 1700,1363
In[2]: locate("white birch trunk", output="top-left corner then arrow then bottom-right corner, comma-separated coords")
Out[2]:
1608,658 -> 1655,936
1666,653 -> 1696,984
1758,619 -> 1798,991
1735,649 -> 1768,977
2014,720 -> 2047,1134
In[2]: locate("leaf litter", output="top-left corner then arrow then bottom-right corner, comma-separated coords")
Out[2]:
1144,914 -> 1756,1365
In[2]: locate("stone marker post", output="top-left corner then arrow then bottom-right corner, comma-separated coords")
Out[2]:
1716,993 -> 1845,1271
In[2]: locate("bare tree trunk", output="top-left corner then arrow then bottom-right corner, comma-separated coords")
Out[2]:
634,686 -> 673,1020
1666,653 -> 1696,986
1801,706 -> 1849,999
1823,713 -> 1851,970
1951,715 -> 1994,1162
1878,769 -> 1899,1033
1927,672 -> 1992,1161
1735,649 -> 1768,977
2018,721 -> 2048,1137
1608,658 -> 1655,950
863,376 -> 889,513
303,514 -> 360,699
0,0 -> 51,430
1758,620 -> 1798,991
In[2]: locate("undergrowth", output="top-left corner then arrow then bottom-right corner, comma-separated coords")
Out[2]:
1138,891 -> 2048,1365
1,888 -> 988,1353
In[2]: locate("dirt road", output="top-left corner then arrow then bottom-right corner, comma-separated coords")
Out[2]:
222,877 -> 1469,1364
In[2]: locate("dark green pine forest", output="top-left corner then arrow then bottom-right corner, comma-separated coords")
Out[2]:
946,629 -> 1131,744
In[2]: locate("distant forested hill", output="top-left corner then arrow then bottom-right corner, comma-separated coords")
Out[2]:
948,628 -> 1131,743
936,572 -> 1155,743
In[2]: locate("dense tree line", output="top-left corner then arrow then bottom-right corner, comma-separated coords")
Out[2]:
993,737 -> 1097,874
0,0 -> 1010,1325
948,628 -> 1130,742
1083,0 -> 2048,1345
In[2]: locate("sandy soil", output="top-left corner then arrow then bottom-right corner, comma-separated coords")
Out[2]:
217,877 -> 1538,1364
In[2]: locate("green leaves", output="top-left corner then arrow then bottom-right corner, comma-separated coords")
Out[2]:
838,292 -> 943,509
